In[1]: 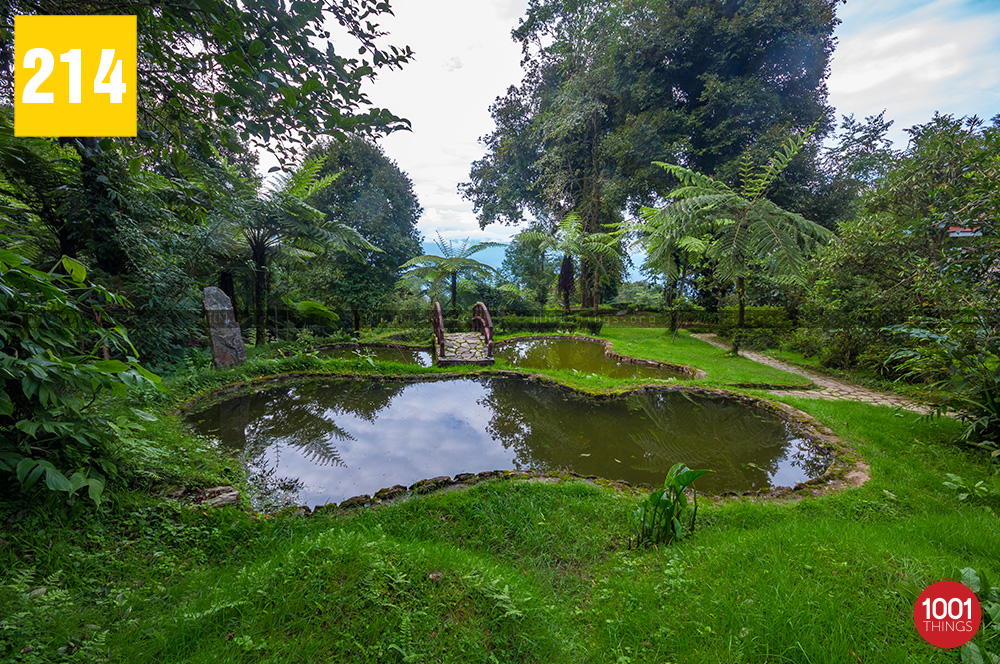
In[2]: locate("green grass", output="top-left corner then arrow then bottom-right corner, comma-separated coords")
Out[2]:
2,334 -> 997,663
600,327 -> 813,387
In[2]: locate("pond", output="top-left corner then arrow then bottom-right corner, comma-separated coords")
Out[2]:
493,337 -> 688,380
318,345 -> 432,367
188,377 -> 827,508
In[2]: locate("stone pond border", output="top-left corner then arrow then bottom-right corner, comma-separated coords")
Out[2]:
177,369 -> 869,515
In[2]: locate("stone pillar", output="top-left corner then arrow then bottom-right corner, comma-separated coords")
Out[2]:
204,286 -> 247,369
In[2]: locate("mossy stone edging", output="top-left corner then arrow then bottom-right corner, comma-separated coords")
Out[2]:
492,334 -> 707,379
177,370 -> 868,513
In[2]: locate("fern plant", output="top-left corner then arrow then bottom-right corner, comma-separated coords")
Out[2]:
638,128 -> 831,351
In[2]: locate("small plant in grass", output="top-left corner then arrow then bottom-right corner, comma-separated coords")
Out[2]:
633,462 -> 710,547
960,567 -> 999,664
943,473 -> 1000,502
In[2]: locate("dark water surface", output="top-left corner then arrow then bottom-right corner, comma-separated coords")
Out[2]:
318,345 -> 433,367
494,338 -> 687,380
189,377 -> 827,508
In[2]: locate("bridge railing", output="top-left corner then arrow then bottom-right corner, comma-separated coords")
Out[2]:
432,301 -> 446,357
471,301 -> 494,356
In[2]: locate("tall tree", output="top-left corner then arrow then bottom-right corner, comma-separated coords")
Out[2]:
461,0 -> 840,243
293,137 -> 422,330
502,230 -> 558,308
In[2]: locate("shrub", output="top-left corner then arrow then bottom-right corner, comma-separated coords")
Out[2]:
783,328 -> 825,358
887,316 -> 1000,460
820,328 -> 867,369
0,243 -> 160,505
497,316 -> 567,334
578,317 -> 604,335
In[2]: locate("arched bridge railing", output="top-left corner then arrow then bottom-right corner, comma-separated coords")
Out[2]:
471,301 -> 494,356
432,301 -> 446,357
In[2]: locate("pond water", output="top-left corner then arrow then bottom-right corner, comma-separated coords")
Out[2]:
188,377 -> 827,508
318,345 -> 432,367
494,337 -> 687,380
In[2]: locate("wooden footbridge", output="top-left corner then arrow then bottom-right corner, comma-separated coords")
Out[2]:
432,301 -> 495,366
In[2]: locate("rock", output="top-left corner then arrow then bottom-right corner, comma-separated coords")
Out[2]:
204,488 -> 240,508
452,473 -> 478,484
409,476 -> 453,494
339,494 -> 371,509
374,485 -> 408,501
203,286 -> 247,369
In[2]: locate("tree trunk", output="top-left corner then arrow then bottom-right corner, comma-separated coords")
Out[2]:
352,307 -> 361,333
450,272 -> 458,315
558,254 -> 574,314
734,275 -> 746,354
592,268 -> 600,316
253,247 -> 268,344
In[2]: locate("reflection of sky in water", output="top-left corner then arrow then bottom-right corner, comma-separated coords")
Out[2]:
189,378 -> 828,507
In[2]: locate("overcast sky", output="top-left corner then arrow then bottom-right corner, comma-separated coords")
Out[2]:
264,0 -> 1000,247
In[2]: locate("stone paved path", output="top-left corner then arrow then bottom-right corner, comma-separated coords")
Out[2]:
438,332 -> 494,366
691,333 -> 931,413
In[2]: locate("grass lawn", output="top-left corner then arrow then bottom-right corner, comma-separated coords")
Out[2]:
599,327 -> 812,387
1,334 -> 996,663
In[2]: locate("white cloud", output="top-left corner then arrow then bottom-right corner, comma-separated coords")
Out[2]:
829,0 -> 1000,145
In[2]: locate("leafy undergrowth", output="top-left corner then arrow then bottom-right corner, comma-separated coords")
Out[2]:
2,396 -> 998,663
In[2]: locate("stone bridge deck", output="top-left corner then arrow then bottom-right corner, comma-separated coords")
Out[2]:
436,332 -> 494,367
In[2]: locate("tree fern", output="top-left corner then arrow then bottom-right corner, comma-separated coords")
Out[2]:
637,126 -> 830,351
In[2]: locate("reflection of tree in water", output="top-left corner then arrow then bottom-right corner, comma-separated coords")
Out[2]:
626,392 -> 812,488
479,377 -> 580,470
194,380 -> 408,468
239,448 -> 306,512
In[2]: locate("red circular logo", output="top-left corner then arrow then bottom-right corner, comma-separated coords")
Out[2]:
913,580 -> 982,648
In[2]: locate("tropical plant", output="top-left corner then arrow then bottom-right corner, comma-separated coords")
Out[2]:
639,128 -> 831,351
633,462 -> 710,547
399,233 -> 501,314
191,156 -> 378,340
0,240 -> 160,505
521,213 -> 621,315
887,314 -> 1000,460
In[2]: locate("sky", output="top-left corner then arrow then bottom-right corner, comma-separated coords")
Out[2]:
261,0 -> 1000,251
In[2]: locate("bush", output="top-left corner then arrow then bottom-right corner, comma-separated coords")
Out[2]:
578,317 -> 604,335
783,328 -> 826,358
0,243 -> 160,505
733,328 -> 784,351
498,316 -> 567,334
888,316 -> 1000,459
820,328 -> 867,369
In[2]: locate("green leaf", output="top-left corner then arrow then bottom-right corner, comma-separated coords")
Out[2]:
44,467 -> 73,492
61,256 -> 87,282
92,360 -> 130,373
87,477 -> 105,505
962,568 -> 982,593
0,390 -> 12,417
130,408 -> 158,422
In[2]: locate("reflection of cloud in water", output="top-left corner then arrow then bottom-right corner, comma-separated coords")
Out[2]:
189,378 -> 827,507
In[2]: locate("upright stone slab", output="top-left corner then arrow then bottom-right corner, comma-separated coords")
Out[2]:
203,286 -> 247,368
